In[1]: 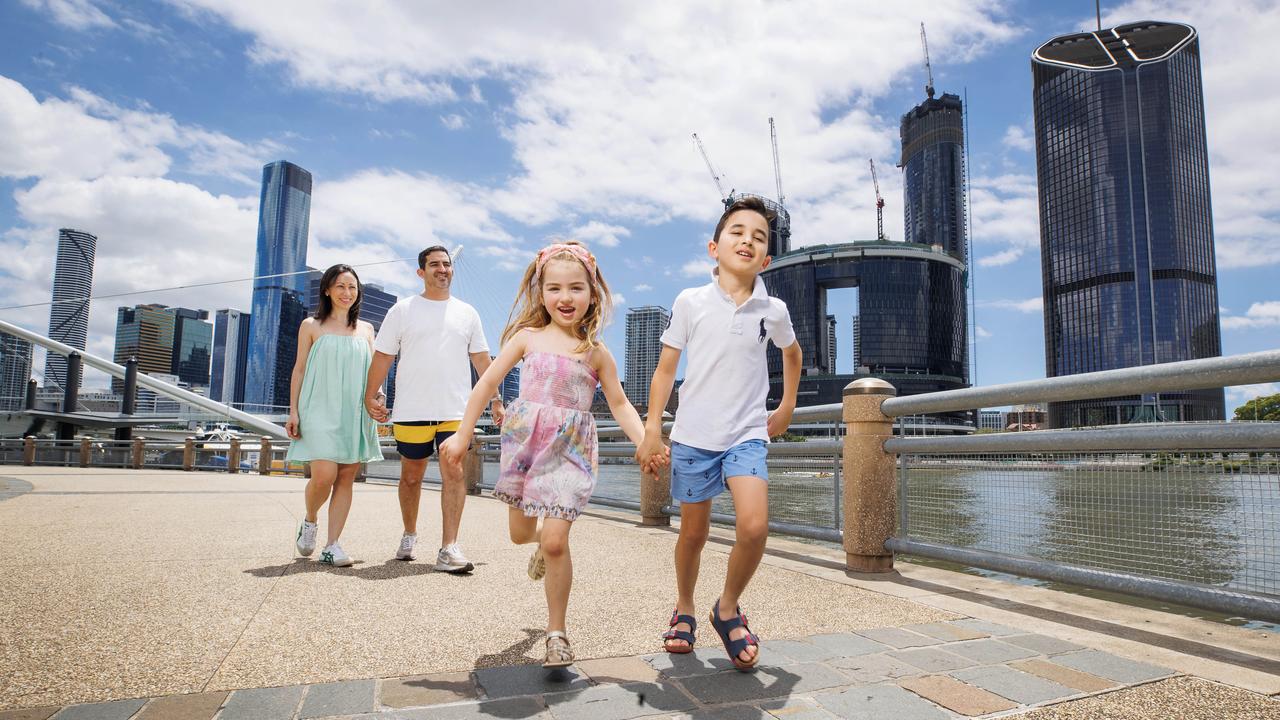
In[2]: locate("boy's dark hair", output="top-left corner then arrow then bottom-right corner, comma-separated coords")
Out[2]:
314,263 -> 362,329
712,196 -> 775,245
418,245 -> 451,269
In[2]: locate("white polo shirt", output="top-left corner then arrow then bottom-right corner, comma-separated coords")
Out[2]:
660,270 -> 796,451
373,295 -> 489,422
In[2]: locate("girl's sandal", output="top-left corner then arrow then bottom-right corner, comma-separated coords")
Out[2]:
528,544 -> 546,581
709,598 -> 760,671
662,608 -> 697,654
543,631 -> 575,668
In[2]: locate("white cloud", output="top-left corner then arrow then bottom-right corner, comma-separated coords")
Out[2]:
21,0 -> 116,30
980,297 -> 1043,313
1221,300 -> 1280,330
440,113 -> 467,131
612,292 -> 626,307
1002,125 -> 1032,152
634,283 -> 652,292
681,257 -> 715,278
976,325 -> 992,339
969,173 -> 1039,268
570,220 -> 630,249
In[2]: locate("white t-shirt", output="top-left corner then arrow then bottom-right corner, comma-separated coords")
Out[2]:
374,295 -> 490,422
660,271 -> 796,451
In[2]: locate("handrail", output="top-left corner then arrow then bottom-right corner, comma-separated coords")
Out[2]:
886,422 -> 1280,454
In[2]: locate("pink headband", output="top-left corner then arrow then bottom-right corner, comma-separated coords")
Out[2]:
535,243 -> 596,278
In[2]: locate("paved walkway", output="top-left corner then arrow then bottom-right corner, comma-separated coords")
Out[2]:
1,467 -> 1278,719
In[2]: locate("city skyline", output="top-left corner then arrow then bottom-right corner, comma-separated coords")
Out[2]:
0,2 -> 1276,410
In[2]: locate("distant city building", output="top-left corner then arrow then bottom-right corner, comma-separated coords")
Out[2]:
113,304 -> 175,393
135,373 -> 183,415
211,309 -> 251,409
43,228 -> 96,389
624,305 -> 670,409
1033,21 -> 1223,426
1,333 -> 33,411
244,161 -> 312,413
499,362 -> 521,404
851,315 -> 861,369
823,315 -> 837,374
978,410 -> 1003,431
901,93 -> 967,260
168,307 -> 212,390
1004,404 -> 1046,432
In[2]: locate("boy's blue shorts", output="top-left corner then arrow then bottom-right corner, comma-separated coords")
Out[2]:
670,439 -> 768,504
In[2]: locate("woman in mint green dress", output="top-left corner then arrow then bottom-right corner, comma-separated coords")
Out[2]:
285,264 -> 384,567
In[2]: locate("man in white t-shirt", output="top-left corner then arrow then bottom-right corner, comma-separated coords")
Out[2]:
365,245 -> 503,573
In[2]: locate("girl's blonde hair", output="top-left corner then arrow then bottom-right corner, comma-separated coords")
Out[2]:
501,241 -> 613,353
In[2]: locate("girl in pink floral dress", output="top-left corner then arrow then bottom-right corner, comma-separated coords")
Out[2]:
441,241 -> 659,668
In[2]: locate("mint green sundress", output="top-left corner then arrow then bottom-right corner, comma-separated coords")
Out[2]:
285,334 -> 384,464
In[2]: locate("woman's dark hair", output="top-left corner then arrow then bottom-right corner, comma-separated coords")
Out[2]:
314,264 -> 362,328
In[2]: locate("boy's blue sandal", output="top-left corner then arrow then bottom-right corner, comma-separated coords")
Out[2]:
662,609 -> 697,654
709,599 -> 760,670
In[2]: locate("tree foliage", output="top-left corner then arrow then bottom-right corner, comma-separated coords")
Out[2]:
1233,393 -> 1280,422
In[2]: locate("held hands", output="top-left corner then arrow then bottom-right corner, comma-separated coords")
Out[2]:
365,393 -> 389,423
767,405 -> 795,439
285,412 -> 301,439
635,430 -> 670,475
490,399 -> 505,427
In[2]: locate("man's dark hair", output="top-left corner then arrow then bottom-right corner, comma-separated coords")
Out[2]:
712,196 -> 775,246
418,245 -> 451,269
314,263 -> 362,329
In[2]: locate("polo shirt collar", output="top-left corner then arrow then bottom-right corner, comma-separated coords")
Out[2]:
710,267 -> 768,307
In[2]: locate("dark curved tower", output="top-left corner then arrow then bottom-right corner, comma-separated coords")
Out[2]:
901,93 -> 967,261
1033,21 -> 1223,426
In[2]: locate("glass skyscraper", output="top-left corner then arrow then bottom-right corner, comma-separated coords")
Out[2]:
168,307 -> 212,390
43,228 -> 96,389
112,304 -> 175,392
1033,21 -> 1223,426
211,309 -> 251,408
1,333 -> 33,411
244,161 -> 312,413
901,92 -> 967,260
624,305 -> 670,408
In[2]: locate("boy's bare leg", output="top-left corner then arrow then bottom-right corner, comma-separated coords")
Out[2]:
439,450 -> 466,546
541,518 -> 573,633
669,499 -> 711,650
398,457 -> 428,534
717,475 -> 768,664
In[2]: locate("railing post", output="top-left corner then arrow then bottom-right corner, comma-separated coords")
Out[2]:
79,437 -> 92,468
842,378 -> 898,572
183,438 -> 195,472
463,444 -> 483,495
131,438 -> 144,469
640,428 -> 672,526
23,436 -> 35,466
228,438 -> 241,474
259,437 -> 272,475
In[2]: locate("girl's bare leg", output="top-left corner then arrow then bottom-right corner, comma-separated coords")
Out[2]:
540,518 -> 572,632
508,506 -> 539,544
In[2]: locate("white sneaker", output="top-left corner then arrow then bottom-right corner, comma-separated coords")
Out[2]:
396,533 -> 417,561
296,520 -> 318,557
320,542 -> 354,567
434,543 -> 474,574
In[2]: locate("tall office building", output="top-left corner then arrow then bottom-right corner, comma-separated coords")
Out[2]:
43,228 -> 96,389
168,307 -> 212,390
851,316 -> 861,369
1,334 -> 33,411
823,315 -> 837,374
211,309 -> 251,408
901,93 -> 967,260
1033,21 -> 1223,426
624,305 -> 670,409
112,304 -> 175,392
499,364 -> 521,404
244,161 -> 312,413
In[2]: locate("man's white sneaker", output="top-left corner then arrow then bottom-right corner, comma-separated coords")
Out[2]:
320,543 -> 354,567
434,543 -> 474,574
296,520 -> 318,557
396,533 -> 417,561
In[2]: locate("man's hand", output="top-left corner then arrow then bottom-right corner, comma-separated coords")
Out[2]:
490,398 -> 505,427
365,394 -> 388,423
767,405 -> 795,439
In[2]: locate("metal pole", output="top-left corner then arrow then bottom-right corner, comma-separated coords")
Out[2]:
25,379 -> 36,410
57,352 -> 81,441
115,357 -> 137,442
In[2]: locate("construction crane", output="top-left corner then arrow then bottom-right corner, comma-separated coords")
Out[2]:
870,158 -> 886,241
691,132 -> 728,203
769,117 -> 785,208
920,22 -> 935,99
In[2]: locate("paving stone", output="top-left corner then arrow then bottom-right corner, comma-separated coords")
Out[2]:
759,696 -> 841,719
51,699 -> 147,720
1049,650 -> 1173,684
0,709 -> 58,720
356,696 -> 549,719
899,675 -> 1018,716
678,707 -> 772,720
943,638 -> 1039,664
473,663 -> 591,699
951,665 -> 1078,705
827,653 -> 923,683
903,622 -> 989,642
298,680 -> 376,718
135,691 -> 227,719
218,686 -> 305,720
853,627 -> 943,649
379,671 -> 478,709
765,639 -> 835,663
805,633 -> 892,657
679,662 -> 849,705
1008,658 -> 1119,693
544,680 -> 693,720
888,647 -> 978,673
643,649 -> 736,677
1001,633 -> 1087,655
812,684 -> 952,720
575,656 -> 661,685
946,619 -> 1021,636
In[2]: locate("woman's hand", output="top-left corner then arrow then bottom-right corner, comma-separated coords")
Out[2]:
285,412 -> 301,439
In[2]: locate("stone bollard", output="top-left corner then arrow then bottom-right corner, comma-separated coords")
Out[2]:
22,436 -> 35,466
842,377 -> 897,573
227,438 -> 241,474
639,431 -> 672,527
79,437 -> 92,468
259,437 -> 272,475
463,444 -> 483,495
131,438 -> 145,469
183,438 -> 195,472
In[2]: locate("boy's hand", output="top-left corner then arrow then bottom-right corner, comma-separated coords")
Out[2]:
437,434 -> 468,468
636,432 -> 669,473
767,406 -> 795,439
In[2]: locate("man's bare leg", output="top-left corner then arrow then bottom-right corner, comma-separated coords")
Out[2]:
439,449 -> 465,547
399,457 -> 428,535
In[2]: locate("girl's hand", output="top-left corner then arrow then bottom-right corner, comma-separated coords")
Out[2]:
636,432 -> 668,472
438,434 -> 467,468
285,413 -> 301,439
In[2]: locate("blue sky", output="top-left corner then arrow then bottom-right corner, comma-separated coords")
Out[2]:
1,0 -> 1276,409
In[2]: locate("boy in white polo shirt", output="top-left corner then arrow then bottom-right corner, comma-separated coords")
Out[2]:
638,196 -> 802,671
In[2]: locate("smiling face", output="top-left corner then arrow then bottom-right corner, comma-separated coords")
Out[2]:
417,249 -> 453,292
709,208 -> 771,276
540,258 -> 593,331
325,271 -> 359,311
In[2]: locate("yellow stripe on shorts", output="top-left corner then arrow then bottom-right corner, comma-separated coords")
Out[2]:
392,421 -> 462,444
